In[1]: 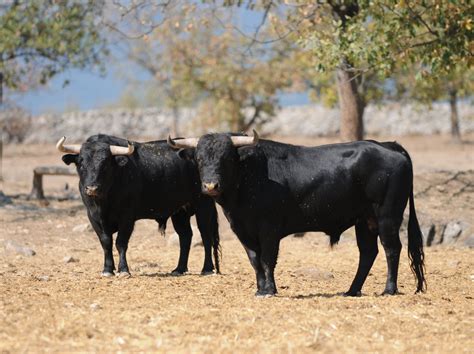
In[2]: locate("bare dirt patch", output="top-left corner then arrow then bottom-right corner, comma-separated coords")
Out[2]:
1,134 -> 473,352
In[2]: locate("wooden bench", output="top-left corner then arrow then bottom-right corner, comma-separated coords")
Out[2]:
29,166 -> 77,200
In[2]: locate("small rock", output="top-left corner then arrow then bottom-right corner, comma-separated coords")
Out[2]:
294,267 -> 334,280
421,224 -> 436,246
4,240 -> 36,257
0,191 -> 12,206
90,303 -> 101,311
72,223 -> 92,233
36,275 -> 50,281
462,235 -> 474,248
114,336 -> 126,345
447,260 -> 460,268
63,256 -> 78,264
442,222 -> 463,244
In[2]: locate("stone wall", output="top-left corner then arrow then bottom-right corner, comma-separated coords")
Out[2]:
21,101 -> 474,143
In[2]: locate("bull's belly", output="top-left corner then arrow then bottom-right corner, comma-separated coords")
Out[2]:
281,208 -> 358,236
226,202 -> 364,246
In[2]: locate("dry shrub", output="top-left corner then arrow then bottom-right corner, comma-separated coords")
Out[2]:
0,104 -> 32,143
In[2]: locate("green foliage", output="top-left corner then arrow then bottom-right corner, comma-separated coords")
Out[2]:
301,1 -> 473,77
393,62 -> 474,105
291,48 -> 387,109
0,0 -> 107,92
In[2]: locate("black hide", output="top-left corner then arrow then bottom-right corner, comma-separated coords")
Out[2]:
190,134 -> 425,296
62,134 -> 220,276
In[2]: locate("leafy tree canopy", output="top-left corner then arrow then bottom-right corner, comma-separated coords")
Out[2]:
300,0 -> 473,77
0,0 -> 107,93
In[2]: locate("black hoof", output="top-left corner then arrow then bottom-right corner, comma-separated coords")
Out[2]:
381,288 -> 399,296
201,270 -> 215,276
116,271 -> 131,278
171,268 -> 187,276
101,271 -> 115,278
255,290 -> 276,298
344,290 -> 362,297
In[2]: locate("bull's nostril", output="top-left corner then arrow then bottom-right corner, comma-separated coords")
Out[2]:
203,182 -> 218,192
85,185 -> 98,196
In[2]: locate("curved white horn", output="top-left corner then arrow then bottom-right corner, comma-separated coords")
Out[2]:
56,136 -> 81,154
110,142 -> 134,156
167,135 -> 199,149
230,129 -> 259,147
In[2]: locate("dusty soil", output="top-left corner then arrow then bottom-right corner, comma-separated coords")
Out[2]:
1,134 -> 473,353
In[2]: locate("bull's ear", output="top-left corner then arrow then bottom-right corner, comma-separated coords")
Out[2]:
62,154 -> 78,165
114,156 -> 129,167
237,146 -> 254,162
177,148 -> 195,160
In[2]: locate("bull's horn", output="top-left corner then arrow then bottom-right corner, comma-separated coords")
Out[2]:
110,142 -> 134,156
167,135 -> 199,149
230,129 -> 259,147
56,136 -> 81,154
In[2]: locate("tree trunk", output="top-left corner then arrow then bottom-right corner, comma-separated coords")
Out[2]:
171,106 -> 180,137
448,88 -> 461,143
336,67 -> 364,141
0,71 -> 3,105
0,71 -> 3,182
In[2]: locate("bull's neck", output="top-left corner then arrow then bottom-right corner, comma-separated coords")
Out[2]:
214,184 -> 239,211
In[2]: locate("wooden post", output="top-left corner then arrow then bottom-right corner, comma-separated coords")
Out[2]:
29,170 -> 44,200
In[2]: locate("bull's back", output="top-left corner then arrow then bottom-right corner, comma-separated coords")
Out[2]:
242,140 -> 410,234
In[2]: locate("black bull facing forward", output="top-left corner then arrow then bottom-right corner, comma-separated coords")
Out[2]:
57,134 -> 220,277
168,131 -> 426,297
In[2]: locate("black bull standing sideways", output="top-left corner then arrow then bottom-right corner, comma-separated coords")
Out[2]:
168,131 -> 426,297
57,134 -> 220,277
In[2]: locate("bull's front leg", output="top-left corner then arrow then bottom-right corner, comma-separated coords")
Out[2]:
243,246 -> 266,295
116,221 -> 134,277
258,237 -> 280,297
89,217 -> 115,277
171,211 -> 193,275
195,198 -> 219,275
91,224 -> 115,277
99,232 -> 115,276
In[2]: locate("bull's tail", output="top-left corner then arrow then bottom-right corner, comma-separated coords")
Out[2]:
382,141 -> 426,293
209,203 -> 221,274
407,185 -> 426,293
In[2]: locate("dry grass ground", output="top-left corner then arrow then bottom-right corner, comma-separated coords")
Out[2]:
1,134 -> 473,353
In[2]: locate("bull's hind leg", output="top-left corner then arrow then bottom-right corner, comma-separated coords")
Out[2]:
116,222 -> 134,277
170,211 -> 193,275
378,216 -> 403,295
345,219 -> 378,297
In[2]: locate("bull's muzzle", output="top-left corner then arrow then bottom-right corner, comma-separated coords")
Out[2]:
85,185 -> 99,197
202,182 -> 219,196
